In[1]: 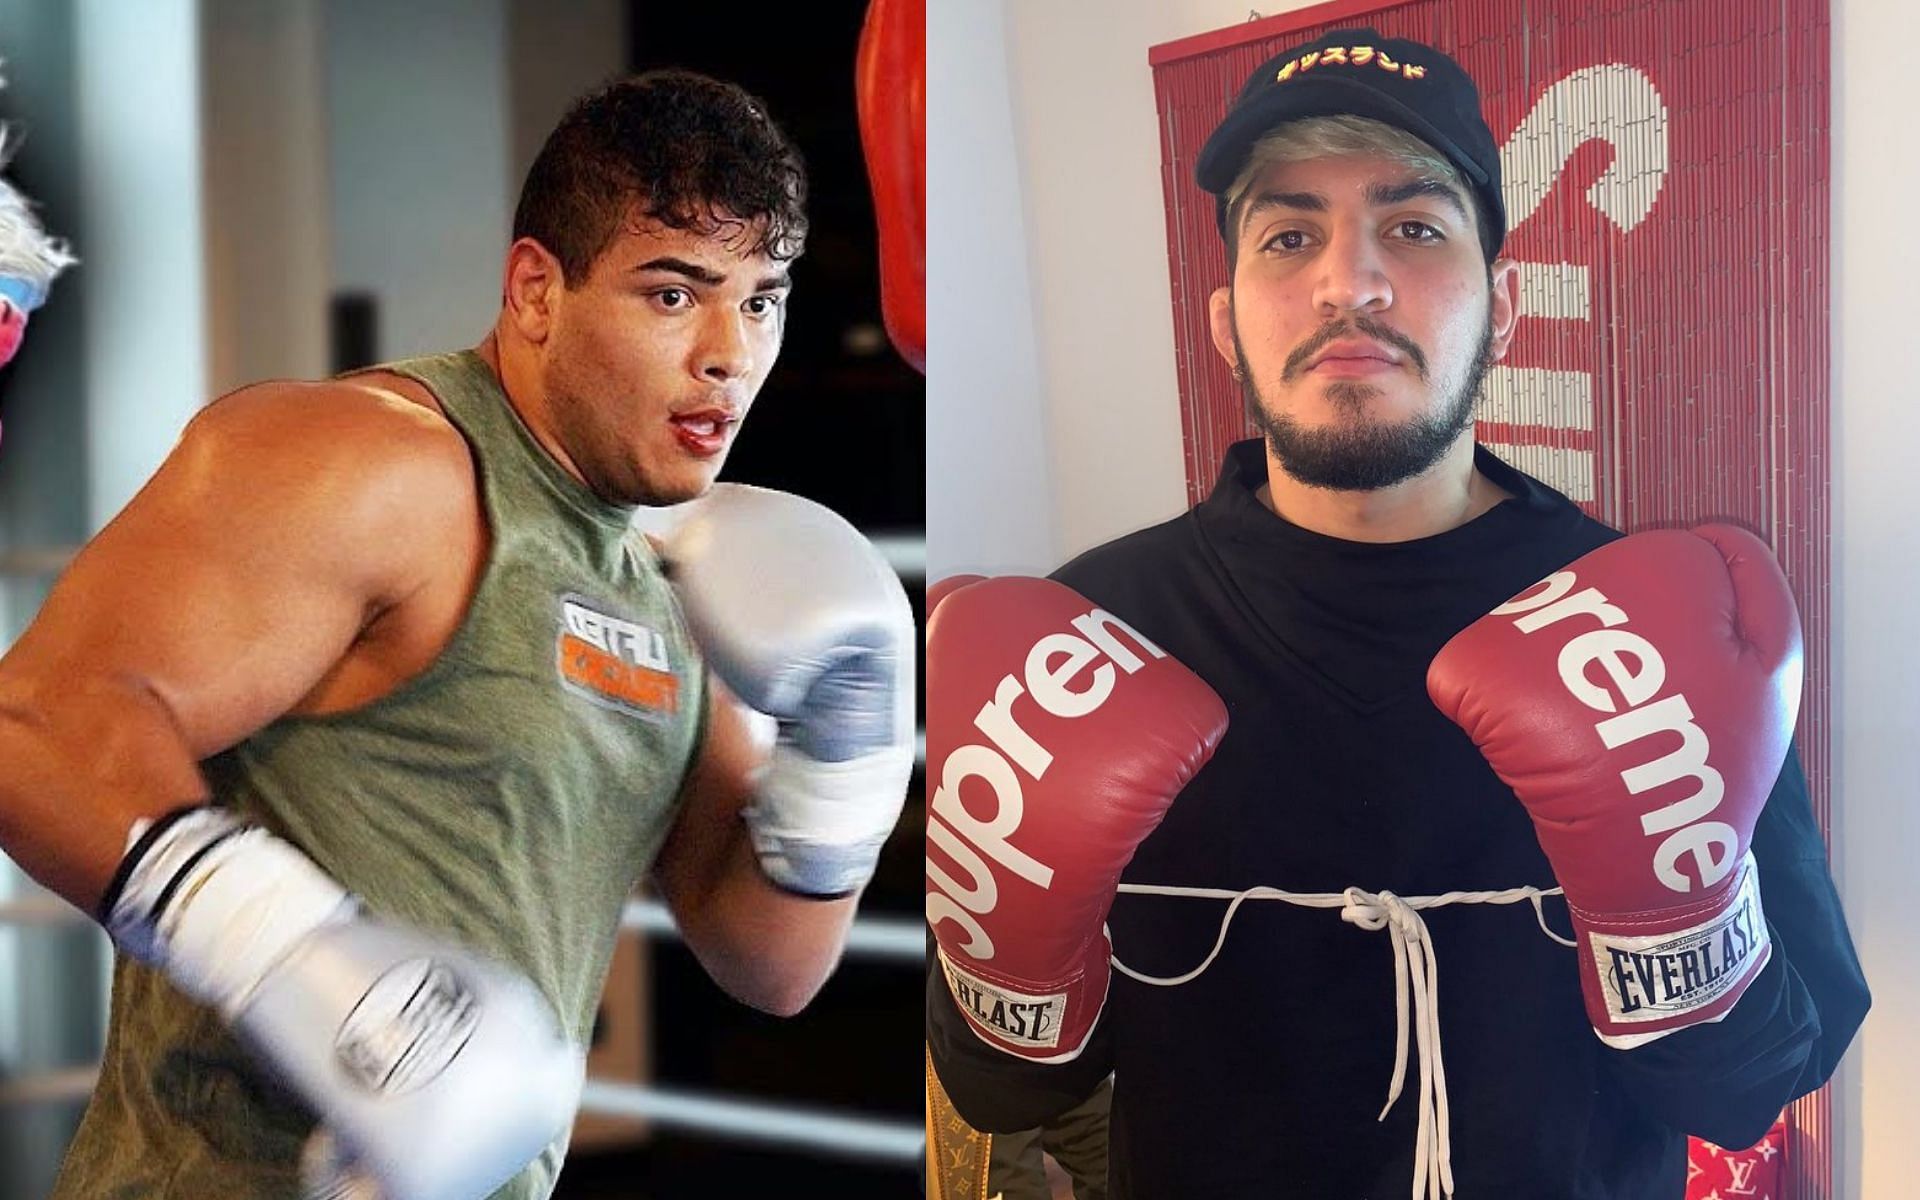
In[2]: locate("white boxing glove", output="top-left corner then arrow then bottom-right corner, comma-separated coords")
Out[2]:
659,484 -> 916,897
101,807 -> 584,1200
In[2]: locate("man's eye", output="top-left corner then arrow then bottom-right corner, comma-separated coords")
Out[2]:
1265,230 -> 1309,252
1397,221 -> 1443,243
652,288 -> 692,309
744,294 -> 784,317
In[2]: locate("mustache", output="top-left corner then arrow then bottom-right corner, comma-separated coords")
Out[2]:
1282,317 -> 1429,381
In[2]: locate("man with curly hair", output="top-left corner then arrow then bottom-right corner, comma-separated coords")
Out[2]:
8,69 -> 915,1200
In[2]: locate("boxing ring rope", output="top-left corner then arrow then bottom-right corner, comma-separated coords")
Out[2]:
577,1080 -> 923,1166
0,1066 -> 95,1107
868,534 -> 923,580
617,897 -> 925,962
0,548 -> 77,578
0,532 -> 929,1170
0,896 -> 929,962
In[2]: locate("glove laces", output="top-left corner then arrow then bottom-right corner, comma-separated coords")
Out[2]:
1111,881 -> 1577,1200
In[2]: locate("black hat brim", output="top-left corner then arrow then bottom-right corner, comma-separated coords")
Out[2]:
1195,73 -> 1493,198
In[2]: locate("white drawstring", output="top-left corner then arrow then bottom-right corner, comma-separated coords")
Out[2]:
1110,881 -> 1577,1200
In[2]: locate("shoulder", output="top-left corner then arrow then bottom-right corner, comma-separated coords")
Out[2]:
1052,512 -> 1200,595
1052,441 -> 1262,599
1047,512 -> 1217,645
157,378 -> 482,597
185,375 -> 464,464
177,377 -> 475,516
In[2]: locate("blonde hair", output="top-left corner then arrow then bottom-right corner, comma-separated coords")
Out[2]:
1223,114 -> 1482,255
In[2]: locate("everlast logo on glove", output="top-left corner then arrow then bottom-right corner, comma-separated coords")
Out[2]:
939,956 -> 1064,1049
1599,860 -> 1767,1019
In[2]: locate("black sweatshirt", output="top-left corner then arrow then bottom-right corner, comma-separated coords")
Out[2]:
927,439 -> 1868,1199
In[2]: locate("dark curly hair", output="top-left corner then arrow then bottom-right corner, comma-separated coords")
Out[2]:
513,69 -> 808,283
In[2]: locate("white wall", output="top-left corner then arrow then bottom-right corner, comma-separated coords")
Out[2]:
924,0 -> 1058,578
1829,0 -> 1920,1193
935,0 -> 1913,1195
75,0 -> 207,527
202,0 -> 332,395
506,0 -> 625,192
998,0 -> 1258,562
325,0 -> 511,361
928,0 -> 1254,577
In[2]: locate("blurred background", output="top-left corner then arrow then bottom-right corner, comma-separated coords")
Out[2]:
0,1 -> 923,1197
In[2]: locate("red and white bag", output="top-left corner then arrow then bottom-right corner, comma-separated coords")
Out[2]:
1686,1114 -> 1787,1200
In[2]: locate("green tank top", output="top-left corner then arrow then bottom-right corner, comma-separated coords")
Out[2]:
53,350 -> 707,1199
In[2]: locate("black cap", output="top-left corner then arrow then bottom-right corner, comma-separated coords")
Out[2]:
1194,28 -> 1505,260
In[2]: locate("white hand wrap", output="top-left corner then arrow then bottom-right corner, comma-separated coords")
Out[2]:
103,807 -> 355,1015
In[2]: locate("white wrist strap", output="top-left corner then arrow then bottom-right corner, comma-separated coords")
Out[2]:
107,808 -> 355,1015
746,741 -> 914,896
1111,880 -> 1576,1200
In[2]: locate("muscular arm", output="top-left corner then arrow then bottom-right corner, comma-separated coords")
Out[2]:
0,382 -> 470,912
649,680 -> 859,1017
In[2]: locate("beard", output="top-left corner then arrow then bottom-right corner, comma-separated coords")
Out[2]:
1236,308 -> 1494,492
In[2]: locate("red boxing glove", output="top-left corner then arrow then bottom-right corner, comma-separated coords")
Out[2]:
926,577 -> 1227,1061
927,574 -> 987,616
855,0 -> 925,373
1429,525 -> 1802,1048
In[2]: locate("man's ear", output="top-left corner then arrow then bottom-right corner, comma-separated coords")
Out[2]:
1486,257 -> 1522,364
1208,284 -> 1238,372
503,237 -> 566,344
